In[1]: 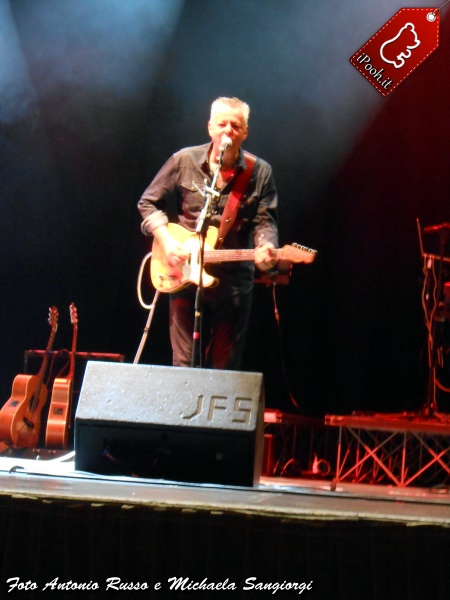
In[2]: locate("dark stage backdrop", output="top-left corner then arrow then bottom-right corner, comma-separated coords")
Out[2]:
1,0 -> 449,418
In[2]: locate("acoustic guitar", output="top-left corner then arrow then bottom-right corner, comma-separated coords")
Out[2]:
0,306 -> 59,448
45,303 -> 78,449
150,223 -> 317,293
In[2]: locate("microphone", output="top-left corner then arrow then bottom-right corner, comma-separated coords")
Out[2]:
219,135 -> 232,152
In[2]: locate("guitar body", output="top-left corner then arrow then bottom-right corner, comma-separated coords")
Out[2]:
0,306 -> 58,449
45,377 -> 72,449
151,223 -> 219,293
0,374 -> 48,448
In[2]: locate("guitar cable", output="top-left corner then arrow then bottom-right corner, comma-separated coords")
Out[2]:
134,251 -> 161,364
270,280 -> 301,412
136,251 -> 155,311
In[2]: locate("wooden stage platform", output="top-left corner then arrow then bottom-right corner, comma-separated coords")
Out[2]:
1,452 -> 450,525
1,443 -> 450,599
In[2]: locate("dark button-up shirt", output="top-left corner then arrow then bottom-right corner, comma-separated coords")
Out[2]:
138,142 -> 279,288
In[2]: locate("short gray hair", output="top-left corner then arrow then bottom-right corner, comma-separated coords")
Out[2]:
210,97 -> 250,125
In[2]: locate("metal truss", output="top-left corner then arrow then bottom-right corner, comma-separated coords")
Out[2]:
325,415 -> 450,487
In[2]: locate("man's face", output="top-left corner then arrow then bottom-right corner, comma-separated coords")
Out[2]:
208,104 -> 248,154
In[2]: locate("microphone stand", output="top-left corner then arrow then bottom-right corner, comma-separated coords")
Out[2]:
190,148 -> 225,368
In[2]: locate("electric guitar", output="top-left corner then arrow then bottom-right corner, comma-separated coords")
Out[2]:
0,306 -> 59,448
150,223 -> 317,293
45,303 -> 78,449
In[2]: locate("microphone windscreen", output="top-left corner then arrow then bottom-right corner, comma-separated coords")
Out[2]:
220,135 -> 232,151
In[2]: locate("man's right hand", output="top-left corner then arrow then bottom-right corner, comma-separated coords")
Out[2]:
153,225 -> 188,268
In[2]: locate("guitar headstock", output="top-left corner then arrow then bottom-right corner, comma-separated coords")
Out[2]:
279,244 -> 317,264
70,303 -> 78,326
48,306 -> 59,332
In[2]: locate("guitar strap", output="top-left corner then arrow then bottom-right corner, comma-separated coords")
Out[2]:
216,151 -> 256,248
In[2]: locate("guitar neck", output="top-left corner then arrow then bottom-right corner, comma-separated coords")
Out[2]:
29,348 -> 50,413
30,307 -> 58,413
68,328 -> 78,380
35,331 -> 57,392
68,304 -> 79,381
203,248 -> 265,264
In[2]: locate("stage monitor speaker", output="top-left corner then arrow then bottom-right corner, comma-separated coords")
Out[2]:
74,362 -> 265,487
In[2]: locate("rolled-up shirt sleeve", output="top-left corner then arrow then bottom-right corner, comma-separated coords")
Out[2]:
252,163 -> 279,249
137,155 -> 177,236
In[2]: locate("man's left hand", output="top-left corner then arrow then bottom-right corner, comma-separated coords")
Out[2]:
254,244 -> 278,271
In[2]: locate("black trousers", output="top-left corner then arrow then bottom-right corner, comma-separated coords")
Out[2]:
169,281 -> 253,370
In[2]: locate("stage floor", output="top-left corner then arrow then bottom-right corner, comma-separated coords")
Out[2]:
1,452 -> 450,527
